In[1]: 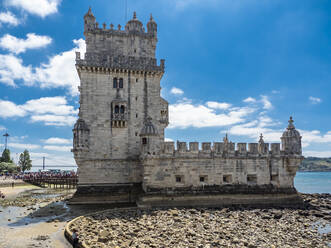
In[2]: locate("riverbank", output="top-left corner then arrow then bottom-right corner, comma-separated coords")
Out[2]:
67,193 -> 331,248
0,185 -> 76,248
1,185 -> 330,248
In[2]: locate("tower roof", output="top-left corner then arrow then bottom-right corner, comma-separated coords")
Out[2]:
84,7 -> 95,18
126,11 -> 144,32
282,116 -> 301,138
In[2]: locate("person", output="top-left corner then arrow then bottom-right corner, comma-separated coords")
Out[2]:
72,229 -> 79,248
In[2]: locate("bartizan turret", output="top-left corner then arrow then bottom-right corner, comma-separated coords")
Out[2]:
83,7 -> 96,34
140,117 -> 160,157
281,116 -> 302,155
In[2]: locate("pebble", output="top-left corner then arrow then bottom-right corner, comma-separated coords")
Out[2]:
68,194 -> 331,248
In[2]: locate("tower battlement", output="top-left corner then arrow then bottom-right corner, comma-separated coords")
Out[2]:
157,141 -> 283,157
81,8 -> 162,72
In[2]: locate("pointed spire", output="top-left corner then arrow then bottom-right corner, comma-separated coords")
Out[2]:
223,133 -> 229,143
287,116 -> 295,130
85,6 -> 94,17
150,13 -> 154,21
259,133 -> 264,144
133,11 -> 137,19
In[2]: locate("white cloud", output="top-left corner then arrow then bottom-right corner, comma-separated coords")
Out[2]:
35,39 -> 85,95
206,101 -> 231,110
0,33 -> 52,54
165,138 -> 174,142
30,115 -> 76,126
43,137 -> 71,145
43,145 -> 72,152
170,87 -> 184,95
0,11 -> 19,26
0,54 -> 35,87
0,99 -> 26,117
6,0 -> 61,18
169,99 -> 255,129
0,96 -> 77,126
309,96 -> 321,104
261,95 -> 272,110
8,142 -> 40,150
227,115 -> 283,142
22,97 -> 77,115
243,97 -> 256,103
0,39 -> 85,95
0,125 -> 5,131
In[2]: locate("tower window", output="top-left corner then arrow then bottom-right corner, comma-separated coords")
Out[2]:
113,78 -> 118,88
223,175 -> 232,183
142,138 -> 147,145
120,105 -> 125,113
176,176 -> 182,183
119,78 -> 123,88
136,78 -> 138,82
114,105 -> 119,113
135,96 -> 138,101
136,113 -> 138,118
200,176 -> 207,182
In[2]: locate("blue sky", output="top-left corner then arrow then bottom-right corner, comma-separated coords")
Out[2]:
0,0 -> 330,169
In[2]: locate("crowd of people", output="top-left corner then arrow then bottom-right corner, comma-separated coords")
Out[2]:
18,170 -> 77,180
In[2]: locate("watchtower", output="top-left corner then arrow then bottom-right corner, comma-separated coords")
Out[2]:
72,8 -> 168,204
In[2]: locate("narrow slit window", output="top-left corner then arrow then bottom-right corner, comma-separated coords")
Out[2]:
114,105 -> 119,113
119,78 -> 123,88
142,137 -> 147,145
113,78 -> 118,88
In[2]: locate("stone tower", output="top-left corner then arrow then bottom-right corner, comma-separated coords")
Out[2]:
72,8 -> 168,203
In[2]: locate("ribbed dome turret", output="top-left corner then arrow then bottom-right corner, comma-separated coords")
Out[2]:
281,117 -> 302,155
125,11 -> 144,32
140,117 -> 158,136
282,116 -> 301,138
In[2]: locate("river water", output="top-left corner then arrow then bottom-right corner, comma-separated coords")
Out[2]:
295,172 -> 331,194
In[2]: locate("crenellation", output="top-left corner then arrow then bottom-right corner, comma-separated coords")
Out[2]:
177,141 -> 187,153
237,143 -> 247,154
248,143 -> 258,154
202,142 -> 211,152
189,142 -> 199,152
271,143 -> 281,155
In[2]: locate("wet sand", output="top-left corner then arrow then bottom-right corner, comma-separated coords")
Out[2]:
0,185 -> 74,248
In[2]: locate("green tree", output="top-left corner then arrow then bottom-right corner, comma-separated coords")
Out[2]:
18,150 -> 32,172
0,162 -> 18,173
1,149 -> 12,163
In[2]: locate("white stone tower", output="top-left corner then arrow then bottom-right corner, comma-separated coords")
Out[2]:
72,8 -> 168,204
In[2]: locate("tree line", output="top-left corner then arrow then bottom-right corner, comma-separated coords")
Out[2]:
0,149 -> 32,173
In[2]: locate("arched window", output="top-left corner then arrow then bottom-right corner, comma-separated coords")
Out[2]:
119,78 -> 123,88
114,105 -> 119,113
120,105 -> 125,113
113,78 -> 118,88
142,137 -> 147,145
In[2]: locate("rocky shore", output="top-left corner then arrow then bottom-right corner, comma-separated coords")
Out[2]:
68,193 -> 331,248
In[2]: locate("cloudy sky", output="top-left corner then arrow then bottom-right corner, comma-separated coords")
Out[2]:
0,0 -> 330,169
